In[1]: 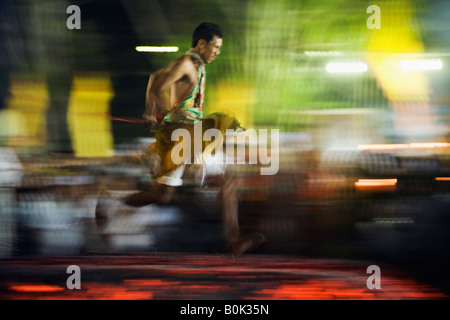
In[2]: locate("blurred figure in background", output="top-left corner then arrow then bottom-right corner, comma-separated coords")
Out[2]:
98,22 -> 263,257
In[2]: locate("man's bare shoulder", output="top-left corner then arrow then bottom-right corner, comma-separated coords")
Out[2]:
167,54 -> 197,72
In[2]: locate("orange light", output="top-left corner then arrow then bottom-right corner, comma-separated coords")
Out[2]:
9,284 -> 64,293
355,179 -> 398,187
436,177 -> 450,181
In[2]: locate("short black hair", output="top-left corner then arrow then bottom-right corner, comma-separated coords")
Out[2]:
192,22 -> 224,48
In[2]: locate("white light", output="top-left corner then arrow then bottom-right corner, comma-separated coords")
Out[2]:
358,142 -> 450,150
135,46 -> 179,53
326,62 -> 368,73
400,59 -> 443,71
305,51 -> 342,57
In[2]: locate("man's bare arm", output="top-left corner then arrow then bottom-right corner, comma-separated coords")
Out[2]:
143,56 -> 196,121
143,71 -> 160,122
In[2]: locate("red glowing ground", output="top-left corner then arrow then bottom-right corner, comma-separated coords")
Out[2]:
0,254 -> 447,300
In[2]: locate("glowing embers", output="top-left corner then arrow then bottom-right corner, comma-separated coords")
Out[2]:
355,178 -> 398,192
1,255 -> 447,300
135,46 -> 179,53
9,284 -> 64,293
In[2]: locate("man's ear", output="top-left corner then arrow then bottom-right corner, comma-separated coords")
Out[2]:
197,39 -> 207,48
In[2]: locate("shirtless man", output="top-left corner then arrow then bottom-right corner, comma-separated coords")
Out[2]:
100,23 -> 263,257
126,22 -> 224,206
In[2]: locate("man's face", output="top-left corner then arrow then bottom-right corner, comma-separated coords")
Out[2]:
198,35 -> 223,64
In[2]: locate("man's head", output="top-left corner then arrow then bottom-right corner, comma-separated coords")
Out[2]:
192,22 -> 224,64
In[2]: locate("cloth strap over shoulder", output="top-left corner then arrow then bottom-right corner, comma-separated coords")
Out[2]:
162,49 -> 207,125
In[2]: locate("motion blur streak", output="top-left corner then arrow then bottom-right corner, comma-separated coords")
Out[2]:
355,179 -> 398,187
9,284 -> 64,293
358,142 -> 450,150
135,46 -> 179,53
66,74 -> 115,157
2,74 -> 49,147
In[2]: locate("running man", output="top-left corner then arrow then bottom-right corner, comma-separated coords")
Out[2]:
101,22 -> 263,257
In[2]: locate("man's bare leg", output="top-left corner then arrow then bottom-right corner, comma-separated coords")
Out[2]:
214,174 -> 264,257
95,182 -> 175,250
217,175 -> 239,243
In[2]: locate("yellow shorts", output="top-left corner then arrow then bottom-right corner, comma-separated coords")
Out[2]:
150,112 -> 241,186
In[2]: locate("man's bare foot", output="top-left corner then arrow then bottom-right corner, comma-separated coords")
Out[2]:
229,232 -> 265,259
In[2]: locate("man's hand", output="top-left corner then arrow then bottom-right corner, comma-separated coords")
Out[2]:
143,110 -> 168,131
156,110 -> 168,123
142,112 -> 159,131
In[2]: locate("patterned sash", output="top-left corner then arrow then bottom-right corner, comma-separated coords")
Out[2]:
162,49 -> 206,124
